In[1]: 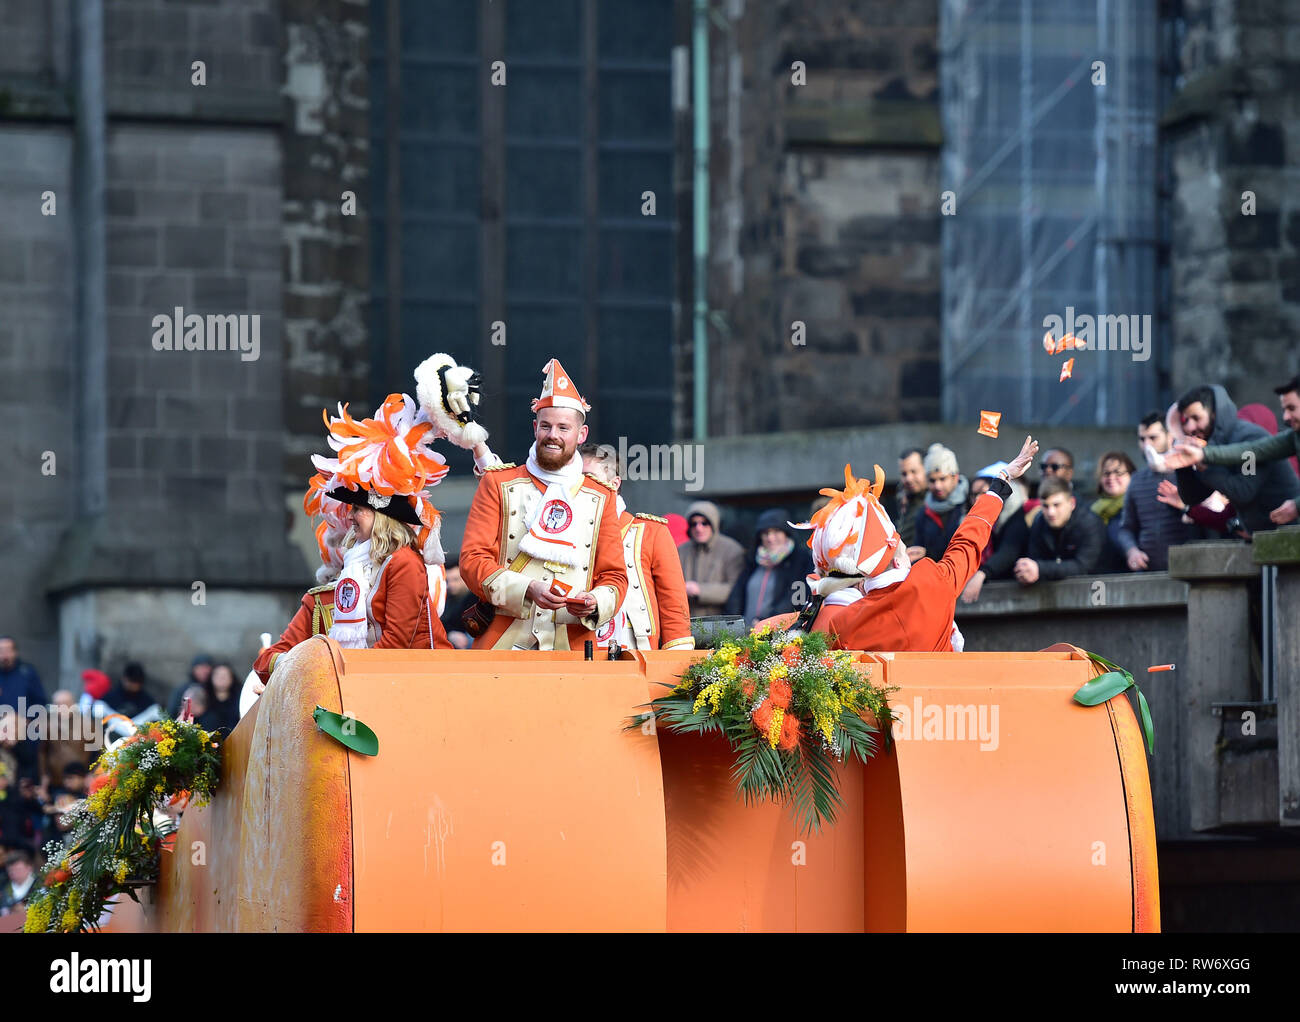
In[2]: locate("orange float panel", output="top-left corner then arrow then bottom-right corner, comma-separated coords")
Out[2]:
139,639 -> 1156,932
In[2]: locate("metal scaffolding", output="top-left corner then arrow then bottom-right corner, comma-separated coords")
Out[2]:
940,0 -> 1159,427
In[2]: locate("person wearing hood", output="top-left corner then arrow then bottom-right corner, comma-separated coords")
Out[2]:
910,443 -> 969,562
1160,377 -> 1300,528
724,509 -> 815,627
678,499 -> 747,618
959,461 -> 1031,603
1165,383 -> 1300,535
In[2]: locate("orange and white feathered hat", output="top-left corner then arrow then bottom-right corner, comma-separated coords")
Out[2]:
792,464 -> 901,579
309,393 -> 449,563
529,358 -> 590,418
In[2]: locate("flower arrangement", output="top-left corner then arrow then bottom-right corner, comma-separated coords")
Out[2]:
24,717 -> 221,933
634,625 -> 895,834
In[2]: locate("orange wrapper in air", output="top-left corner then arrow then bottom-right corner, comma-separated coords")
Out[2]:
1147,664 -> 1175,673
978,410 -> 1001,438
1059,358 -> 1075,381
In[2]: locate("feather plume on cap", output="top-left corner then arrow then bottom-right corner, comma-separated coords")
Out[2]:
413,353 -> 490,450
789,464 -> 901,579
309,393 -> 449,564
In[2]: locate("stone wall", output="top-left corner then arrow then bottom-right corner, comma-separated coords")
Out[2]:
687,0 -> 942,438
280,0 -> 371,492
0,127 -> 79,676
1164,0 -> 1300,405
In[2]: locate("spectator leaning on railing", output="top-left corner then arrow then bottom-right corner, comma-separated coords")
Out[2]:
911,443 -> 969,562
1014,475 -> 1104,585
895,447 -> 928,547
1091,450 -> 1135,573
1162,376 -> 1300,528
1165,383 -> 1300,534
1118,411 -> 1203,572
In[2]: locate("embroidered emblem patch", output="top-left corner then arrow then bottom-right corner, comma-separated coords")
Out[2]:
336,578 -> 360,613
539,499 -> 573,534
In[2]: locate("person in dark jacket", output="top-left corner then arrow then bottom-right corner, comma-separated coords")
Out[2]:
725,509 -> 815,626
105,661 -> 156,720
1169,384 -> 1300,535
1090,450 -> 1135,573
959,462 -> 1031,602
0,637 -> 47,714
1119,411 -> 1203,571
894,447 -> 928,547
1015,476 -> 1105,584
167,654 -> 213,718
911,443 -> 970,561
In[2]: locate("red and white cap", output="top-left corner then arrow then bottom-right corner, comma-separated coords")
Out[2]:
791,464 -> 901,579
530,358 -> 591,417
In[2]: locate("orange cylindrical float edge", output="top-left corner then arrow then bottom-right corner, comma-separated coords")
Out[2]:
138,642 -> 1156,932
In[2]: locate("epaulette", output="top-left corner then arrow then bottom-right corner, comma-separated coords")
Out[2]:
307,582 -> 336,595
485,461 -> 517,471
634,512 -> 668,524
583,472 -> 616,492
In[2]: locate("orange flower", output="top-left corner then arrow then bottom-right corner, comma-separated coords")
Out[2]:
45,868 -> 71,886
768,677 -> 792,711
820,656 -> 835,669
752,699 -> 774,736
737,652 -> 751,668
147,726 -> 165,743
777,713 -> 801,751
740,678 -> 756,700
88,773 -> 112,795
781,644 -> 801,667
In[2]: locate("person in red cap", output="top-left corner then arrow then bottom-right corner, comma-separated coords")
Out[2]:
460,359 -> 627,650
763,436 -> 1038,652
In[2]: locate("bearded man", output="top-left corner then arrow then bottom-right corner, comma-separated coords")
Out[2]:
459,359 -> 627,650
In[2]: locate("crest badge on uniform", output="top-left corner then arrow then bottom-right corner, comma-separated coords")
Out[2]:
336,577 -> 360,614
539,498 -> 574,534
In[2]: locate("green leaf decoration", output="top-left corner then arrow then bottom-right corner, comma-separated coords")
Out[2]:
1072,670 -> 1133,706
313,706 -> 379,757
1077,650 -> 1155,756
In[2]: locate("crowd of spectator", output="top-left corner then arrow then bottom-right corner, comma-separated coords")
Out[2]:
0,637 -> 244,918
672,376 -> 1300,620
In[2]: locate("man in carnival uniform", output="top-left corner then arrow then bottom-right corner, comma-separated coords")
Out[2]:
459,359 -> 627,651
579,443 -> 694,652
768,435 -> 1038,652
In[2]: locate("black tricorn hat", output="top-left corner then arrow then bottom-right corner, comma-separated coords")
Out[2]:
328,486 -> 421,526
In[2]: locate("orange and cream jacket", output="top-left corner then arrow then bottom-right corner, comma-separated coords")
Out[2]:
460,463 -> 628,650
596,511 -> 695,651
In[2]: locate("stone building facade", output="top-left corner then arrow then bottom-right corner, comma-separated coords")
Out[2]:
1163,0 -> 1300,407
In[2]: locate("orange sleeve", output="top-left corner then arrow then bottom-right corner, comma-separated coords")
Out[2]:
647,522 -> 693,648
254,593 -> 315,682
934,491 -> 1001,596
373,549 -> 432,649
460,474 -> 505,601
588,488 -> 628,617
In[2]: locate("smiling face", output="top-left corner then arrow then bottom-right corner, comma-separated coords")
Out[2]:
1100,458 -> 1131,497
899,453 -> 926,495
1181,401 -> 1214,441
534,407 -> 587,471
760,528 -> 788,551
349,505 -> 375,541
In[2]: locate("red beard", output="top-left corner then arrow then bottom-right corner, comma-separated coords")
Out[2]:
535,441 -> 570,471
